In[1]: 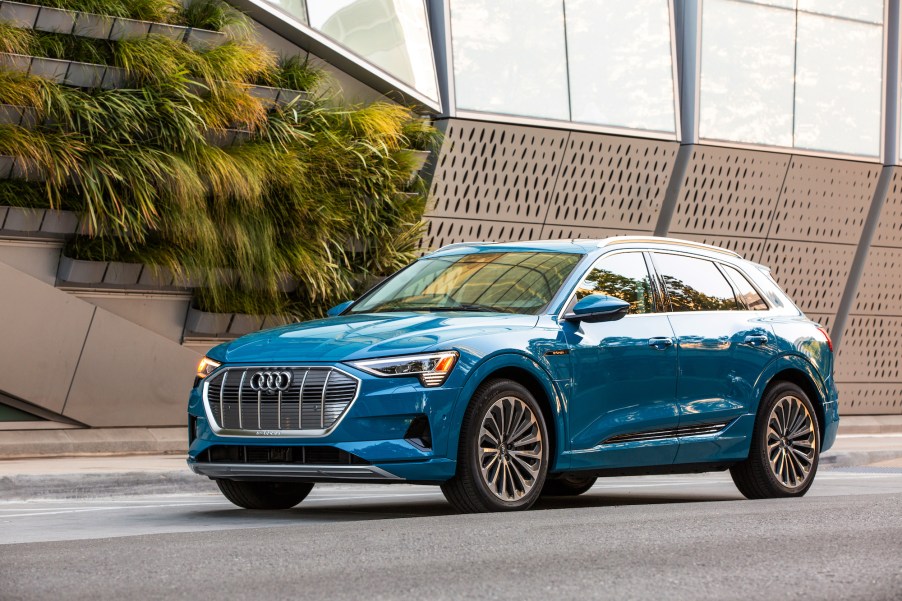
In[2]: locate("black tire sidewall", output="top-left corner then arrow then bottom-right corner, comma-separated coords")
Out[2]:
752,382 -> 821,497
462,379 -> 550,511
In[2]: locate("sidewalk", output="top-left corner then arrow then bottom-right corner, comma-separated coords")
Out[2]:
1,433 -> 901,501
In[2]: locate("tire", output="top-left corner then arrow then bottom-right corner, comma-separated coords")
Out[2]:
541,474 -> 597,497
216,480 -> 314,510
441,379 -> 550,513
730,381 -> 820,500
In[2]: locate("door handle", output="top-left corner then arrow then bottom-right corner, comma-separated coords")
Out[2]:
743,335 -> 769,347
648,337 -> 674,350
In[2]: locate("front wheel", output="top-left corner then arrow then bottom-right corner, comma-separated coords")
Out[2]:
216,480 -> 314,509
441,379 -> 549,513
730,382 -> 820,499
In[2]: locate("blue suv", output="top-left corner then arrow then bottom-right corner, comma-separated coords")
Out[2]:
188,237 -> 839,512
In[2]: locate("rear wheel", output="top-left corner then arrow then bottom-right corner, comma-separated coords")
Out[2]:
731,381 -> 820,499
441,379 -> 549,513
216,480 -> 314,509
541,474 -> 597,497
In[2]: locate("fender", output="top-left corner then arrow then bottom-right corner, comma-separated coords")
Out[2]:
445,351 -> 570,471
752,352 -> 829,415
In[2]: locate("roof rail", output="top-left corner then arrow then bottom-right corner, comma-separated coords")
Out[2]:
599,236 -> 742,258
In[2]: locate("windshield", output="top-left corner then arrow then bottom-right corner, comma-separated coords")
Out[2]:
350,251 -> 582,315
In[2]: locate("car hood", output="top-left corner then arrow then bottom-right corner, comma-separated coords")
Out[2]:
212,312 -> 540,363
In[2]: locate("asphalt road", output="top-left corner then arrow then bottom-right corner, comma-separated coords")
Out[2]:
2,468 -> 901,601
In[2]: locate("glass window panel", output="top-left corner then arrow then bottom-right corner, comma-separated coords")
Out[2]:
722,265 -> 768,310
565,0 -> 675,133
450,0 -> 570,120
699,0 -> 795,146
798,0 -> 884,23
571,253 -> 654,315
306,0 -> 438,101
351,252 -> 580,314
653,253 -> 738,312
262,0 -> 309,25
794,13 -> 882,156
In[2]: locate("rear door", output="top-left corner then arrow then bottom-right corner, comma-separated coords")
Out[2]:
562,251 -> 680,469
649,252 -> 778,460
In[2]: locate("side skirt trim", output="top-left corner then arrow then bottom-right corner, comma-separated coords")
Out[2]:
600,421 -> 731,445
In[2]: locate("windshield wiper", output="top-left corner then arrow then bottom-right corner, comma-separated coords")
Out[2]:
368,306 -> 452,313
442,304 -> 503,313
367,304 -> 503,313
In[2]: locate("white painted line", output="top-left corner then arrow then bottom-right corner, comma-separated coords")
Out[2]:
0,502 -> 228,519
835,434 -> 902,438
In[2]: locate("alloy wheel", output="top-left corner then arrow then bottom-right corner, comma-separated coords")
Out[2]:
767,395 -> 817,489
478,396 -> 543,501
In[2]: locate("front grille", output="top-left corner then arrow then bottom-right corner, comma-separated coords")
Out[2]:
205,366 -> 358,432
197,445 -> 369,465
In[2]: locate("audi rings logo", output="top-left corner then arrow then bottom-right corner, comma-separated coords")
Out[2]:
249,370 -> 292,394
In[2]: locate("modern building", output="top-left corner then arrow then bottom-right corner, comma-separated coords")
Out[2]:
1,0 -> 900,442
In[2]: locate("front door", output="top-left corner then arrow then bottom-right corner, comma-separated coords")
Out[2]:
562,251 -> 680,470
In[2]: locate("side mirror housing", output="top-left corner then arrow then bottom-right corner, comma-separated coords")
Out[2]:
327,300 -> 354,316
563,294 -> 630,323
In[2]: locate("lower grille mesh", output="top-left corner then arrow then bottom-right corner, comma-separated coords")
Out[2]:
205,367 -> 358,432
198,445 -> 369,465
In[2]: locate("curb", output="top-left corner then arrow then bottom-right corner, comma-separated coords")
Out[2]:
0,471 -> 217,501
2,450 -> 901,501
820,449 -> 902,469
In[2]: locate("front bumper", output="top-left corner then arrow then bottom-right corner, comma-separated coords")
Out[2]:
187,362 -> 464,483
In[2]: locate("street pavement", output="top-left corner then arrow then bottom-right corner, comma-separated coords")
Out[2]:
1,467 -> 901,600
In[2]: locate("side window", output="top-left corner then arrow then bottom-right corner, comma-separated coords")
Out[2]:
652,253 -> 738,312
722,265 -> 768,310
570,253 -> 654,315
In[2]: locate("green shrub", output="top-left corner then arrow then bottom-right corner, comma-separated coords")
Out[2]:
0,5 -> 441,319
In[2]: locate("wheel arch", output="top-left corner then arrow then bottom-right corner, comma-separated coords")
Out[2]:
449,353 -> 567,470
755,355 -> 828,440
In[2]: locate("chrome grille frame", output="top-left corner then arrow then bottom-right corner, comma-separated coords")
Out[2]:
201,365 -> 361,438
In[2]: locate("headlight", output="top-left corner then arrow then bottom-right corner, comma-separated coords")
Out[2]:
350,351 -> 459,387
196,356 -> 221,379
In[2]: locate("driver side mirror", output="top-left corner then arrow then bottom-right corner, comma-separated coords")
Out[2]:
563,294 -> 630,323
327,300 -> 354,316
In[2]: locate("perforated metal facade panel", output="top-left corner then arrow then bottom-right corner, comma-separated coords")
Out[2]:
424,119 -> 678,251
872,169 -> 902,248
770,158 -> 879,244
542,133 -> 678,233
419,217 -> 542,252
669,146 -> 789,238
759,241 -> 856,316
427,119 -> 568,227
839,167 -> 902,414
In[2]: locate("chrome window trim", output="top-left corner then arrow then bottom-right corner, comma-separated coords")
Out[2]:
201,365 -> 361,438
555,246 -> 783,320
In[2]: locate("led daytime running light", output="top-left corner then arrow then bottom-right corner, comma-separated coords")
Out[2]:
350,351 -> 459,387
